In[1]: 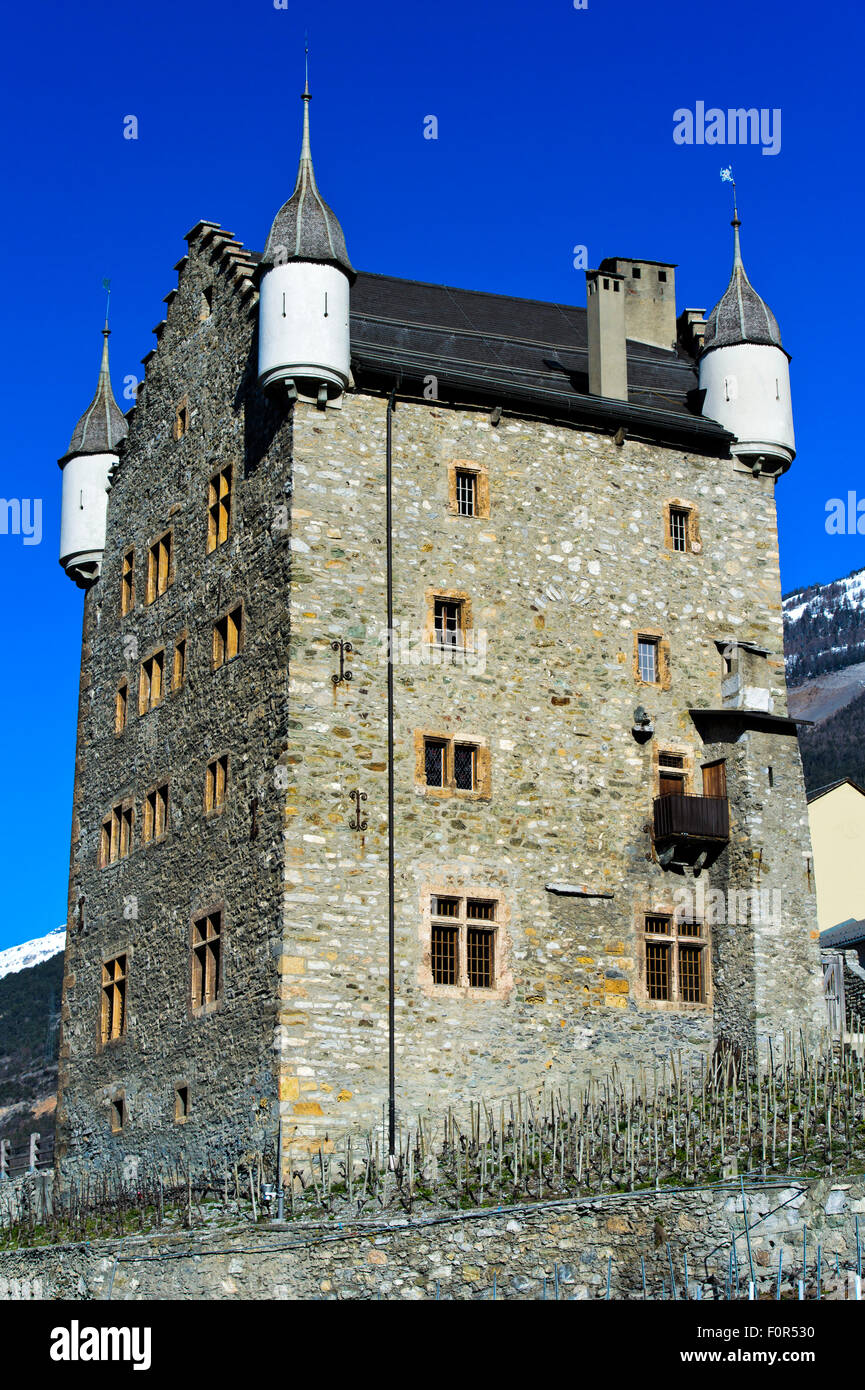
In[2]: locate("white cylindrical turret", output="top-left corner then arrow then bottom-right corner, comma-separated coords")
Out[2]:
59,327 -> 127,588
258,81 -> 355,404
699,213 -> 794,473
259,261 -> 350,397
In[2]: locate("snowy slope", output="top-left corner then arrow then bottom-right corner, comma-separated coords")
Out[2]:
0,927 -> 65,982
783,565 -> 865,686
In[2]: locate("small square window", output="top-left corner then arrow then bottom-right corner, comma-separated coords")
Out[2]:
632,267 -> 641,279
658,270 -> 667,283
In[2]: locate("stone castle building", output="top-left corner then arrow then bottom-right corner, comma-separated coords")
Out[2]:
54,83 -> 824,1175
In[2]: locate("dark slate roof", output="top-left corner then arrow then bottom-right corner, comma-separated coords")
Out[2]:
261,92 -> 354,279
821,919 -> 865,950
62,330 -> 128,461
701,221 -> 784,355
345,271 -> 731,450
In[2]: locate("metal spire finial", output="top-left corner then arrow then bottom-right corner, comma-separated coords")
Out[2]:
720,167 -> 742,267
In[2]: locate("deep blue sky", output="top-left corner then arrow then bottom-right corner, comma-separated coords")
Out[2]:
0,0 -> 860,949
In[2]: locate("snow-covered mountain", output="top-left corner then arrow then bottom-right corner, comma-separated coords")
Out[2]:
0,927 -> 65,983
783,565 -> 865,687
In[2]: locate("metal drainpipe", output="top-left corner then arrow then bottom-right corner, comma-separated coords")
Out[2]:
386,388 -> 397,1161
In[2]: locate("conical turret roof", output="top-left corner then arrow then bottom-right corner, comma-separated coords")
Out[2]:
63,327 -> 128,460
261,81 -> 355,279
701,216 -> 785,356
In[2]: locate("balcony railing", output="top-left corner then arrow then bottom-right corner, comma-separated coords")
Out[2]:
653,793 -> 729,843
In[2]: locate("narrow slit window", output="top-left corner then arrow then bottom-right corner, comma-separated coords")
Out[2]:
174,1084 -> 190,1122
139,649 -> 165,713
207,465 -> 233,553
143,783 -> 169,844
115,679 -> 128,734
213,604 -> 242,669
121,548 -> 135,615
205,754 -> 229,812
101,954 -> 128,1043
191,911 -> 222,1012
110,1095 -> 126,1133
173,635 -> 187,691
146,531 -> 172,604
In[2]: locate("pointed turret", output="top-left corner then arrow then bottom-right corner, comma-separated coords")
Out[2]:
258,73 -> 354,404
59,322 -> 127,587
699,194 -> 795,473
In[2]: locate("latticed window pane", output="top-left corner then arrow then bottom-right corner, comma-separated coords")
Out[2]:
433,896 -> 460,918
658,753 -> 684,769
670,507 -> 689,552
455,470 -> 477,516
454,743 -> 476,791
646,941 -> 670,1000
467,899 -> 495,921
434,599 -> 461,647
638,639 -> 658,683
424,740 -> 446,786
467,929 -> 493,988
431,924 -> 458,984
679,945 -> 704,1002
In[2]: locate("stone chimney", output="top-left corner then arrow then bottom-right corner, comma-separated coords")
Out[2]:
599,258 -> 678,351
719,641 -> 775,714
585,268 -> 627,400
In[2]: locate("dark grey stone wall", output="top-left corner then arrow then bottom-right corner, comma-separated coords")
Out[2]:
57,230 -> 293,1176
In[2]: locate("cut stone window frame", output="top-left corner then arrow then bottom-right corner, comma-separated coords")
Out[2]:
663,499 -> 701,555
638,911 -> 711,1008
139,647 -> 166,714
632,628 -> 671,689
142,781 -> 170,845
121,547 -> 135,616
191,908 -> 223,1016
100,953 -> 128,1045
213,602 -> 243,670
100,799 -> 134,867
424,588 -> 474,655
430,895 -> 497,989
205,753 -> 229,814
447,460 -> 490,519
145,529 -> 173,604
414,730 -> 491,800
207,464 -> 233,554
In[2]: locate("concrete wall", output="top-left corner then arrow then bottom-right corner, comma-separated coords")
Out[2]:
809,782 -> 865,932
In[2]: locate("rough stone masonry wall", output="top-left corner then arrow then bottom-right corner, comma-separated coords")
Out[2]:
279,394 -> 823,1155
57,231 -> 294,1176
1,1177 -> 862,1300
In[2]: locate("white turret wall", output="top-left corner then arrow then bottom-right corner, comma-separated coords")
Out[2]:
699,343 -> 795,466
59,451 -> 115,582
258,262 -> 350,397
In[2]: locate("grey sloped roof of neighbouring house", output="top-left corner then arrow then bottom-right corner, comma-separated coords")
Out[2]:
62,329 -> 128,463
821,919 -> 865,950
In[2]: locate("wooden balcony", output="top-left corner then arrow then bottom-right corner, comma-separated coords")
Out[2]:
653,793 -> 729,844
